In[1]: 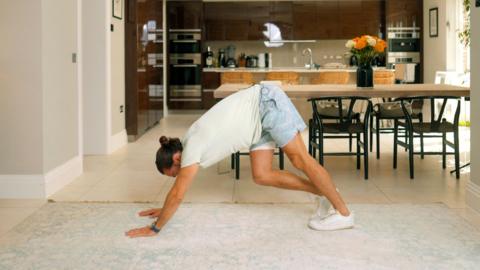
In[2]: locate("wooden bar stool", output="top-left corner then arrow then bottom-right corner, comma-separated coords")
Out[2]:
373,70 -> 395,85
265,72 -> 299,85
310,71 -> 349,84
221,72 -> 254,84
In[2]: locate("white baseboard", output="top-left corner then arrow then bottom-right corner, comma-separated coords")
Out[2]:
108,129 -> 127,154
44,155 -> 83,197
0,156 -> 83,199
466,181 -> 480,213
0,175 -> 45,199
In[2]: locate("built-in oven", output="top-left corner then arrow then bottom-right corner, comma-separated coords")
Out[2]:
168,29 -> 202,107
388,39 -> 421,52
386,27 -> 422,83
169,29 -> 201,54
169,54 -> 202,99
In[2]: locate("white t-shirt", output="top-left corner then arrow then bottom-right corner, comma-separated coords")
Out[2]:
181,85 -> 262,168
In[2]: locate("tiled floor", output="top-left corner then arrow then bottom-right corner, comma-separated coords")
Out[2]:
1,112 -> 479,238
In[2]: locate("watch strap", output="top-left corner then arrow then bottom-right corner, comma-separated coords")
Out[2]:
150,222 -> 161,233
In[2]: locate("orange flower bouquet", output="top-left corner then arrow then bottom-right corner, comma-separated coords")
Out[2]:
346,35 -> 387,87
345,35 -> 387,66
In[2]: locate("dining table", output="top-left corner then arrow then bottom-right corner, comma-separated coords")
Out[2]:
213,83 -> 470,99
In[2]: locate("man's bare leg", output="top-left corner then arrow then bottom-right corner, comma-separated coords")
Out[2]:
249,149 -> 323,196
282,133 -> 350,216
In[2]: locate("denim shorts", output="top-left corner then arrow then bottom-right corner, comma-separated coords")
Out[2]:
250,84 -> 307,151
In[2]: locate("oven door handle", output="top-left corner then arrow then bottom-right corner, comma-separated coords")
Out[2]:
171,40 -> 199,43
172,64 -> 199,67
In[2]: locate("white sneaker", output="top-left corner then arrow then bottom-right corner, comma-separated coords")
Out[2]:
310,188 -> 339,219
310,196 -> 335,219
308,211 -> 355,231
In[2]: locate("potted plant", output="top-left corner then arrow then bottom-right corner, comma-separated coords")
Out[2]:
346,35 -> 387,88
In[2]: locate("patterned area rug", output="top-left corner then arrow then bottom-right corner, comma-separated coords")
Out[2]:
0,203 -> 479,270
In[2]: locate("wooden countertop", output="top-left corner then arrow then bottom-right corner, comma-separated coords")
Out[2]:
213,83 -> 470,98
203,67 -> 394,73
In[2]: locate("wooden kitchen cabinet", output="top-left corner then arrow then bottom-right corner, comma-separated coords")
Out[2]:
202,72 -> 221,109
292,2 -> 318,40
125,0 -> 163,140
200,0 -> 394,41
205,20 -> 225,41
268,1 -> 293,40
293,0 -> 383,40
247,2 -> 270,40
205,2 -> 268,41
316,1 -> 339,39
362,0 -> 385,37
337,1 -> 364,38
225,20 -> 250,41
168,1 -> 203,30
386,0 -> 422,28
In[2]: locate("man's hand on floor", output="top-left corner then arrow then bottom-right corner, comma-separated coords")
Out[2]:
138,208 -> 162,218
125,226 -> 157,238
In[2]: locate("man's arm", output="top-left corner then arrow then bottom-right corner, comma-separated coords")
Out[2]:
153,164 -> 199,229
125,164 -> 199,238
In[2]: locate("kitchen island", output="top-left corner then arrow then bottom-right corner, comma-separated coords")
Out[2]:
203,67 -> 396,86
203,67 -> 391,73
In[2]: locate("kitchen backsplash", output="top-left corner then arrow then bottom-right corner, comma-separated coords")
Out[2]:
204,40 -> 350,68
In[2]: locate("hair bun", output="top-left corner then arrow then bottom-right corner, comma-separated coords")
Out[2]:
159,136 -> 169,146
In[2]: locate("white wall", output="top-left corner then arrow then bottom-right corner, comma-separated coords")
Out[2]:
0,0 -> 82,198
82,0 -> 109,155
423,0 -> 446,83
111,12 -> 126,136
467,2 -> 480,212
42,0 -> 79,172
83,0 -> 126,155
0,0 -> 44,175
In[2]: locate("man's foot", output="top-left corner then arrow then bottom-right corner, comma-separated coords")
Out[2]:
308,211 -> 355,231
310,188 -> 339,219
310,196 -> 335,219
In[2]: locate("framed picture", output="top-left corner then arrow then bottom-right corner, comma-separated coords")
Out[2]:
429,7 -> 438,37
113,0 -> 123,20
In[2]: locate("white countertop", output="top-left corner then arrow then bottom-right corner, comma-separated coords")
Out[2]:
203,67 -> 394,73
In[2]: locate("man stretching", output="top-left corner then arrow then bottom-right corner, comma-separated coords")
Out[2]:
126,83 -> 354,238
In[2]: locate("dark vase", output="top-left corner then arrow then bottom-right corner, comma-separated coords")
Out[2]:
356,62 -> 373,88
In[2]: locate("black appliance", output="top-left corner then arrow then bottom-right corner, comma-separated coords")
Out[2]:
169,29 -> 202,106
246,55 -> 258,68
386,27 -> 421,83
169,29 -> 201,53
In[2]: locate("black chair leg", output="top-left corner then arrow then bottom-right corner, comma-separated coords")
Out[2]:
442,132 -> 446,169
454,130 -> 460,179
356,133 -> 361,170
420,115 -> 424,159
235,152 -> 240,180
369,115 -> 373,152
364,132 -> 369,180
393,120 -> 398,169
408,131 -> 414,179
319,134 -> 324,166
308,119 -> 312,155
349,134 -> 353,152
376,117 -> 380,159
404,127 -> 408,152
279,148 -> 285,170
231,153 -> 235,169
420,132 -> 424,159
312,140 -> 317,159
